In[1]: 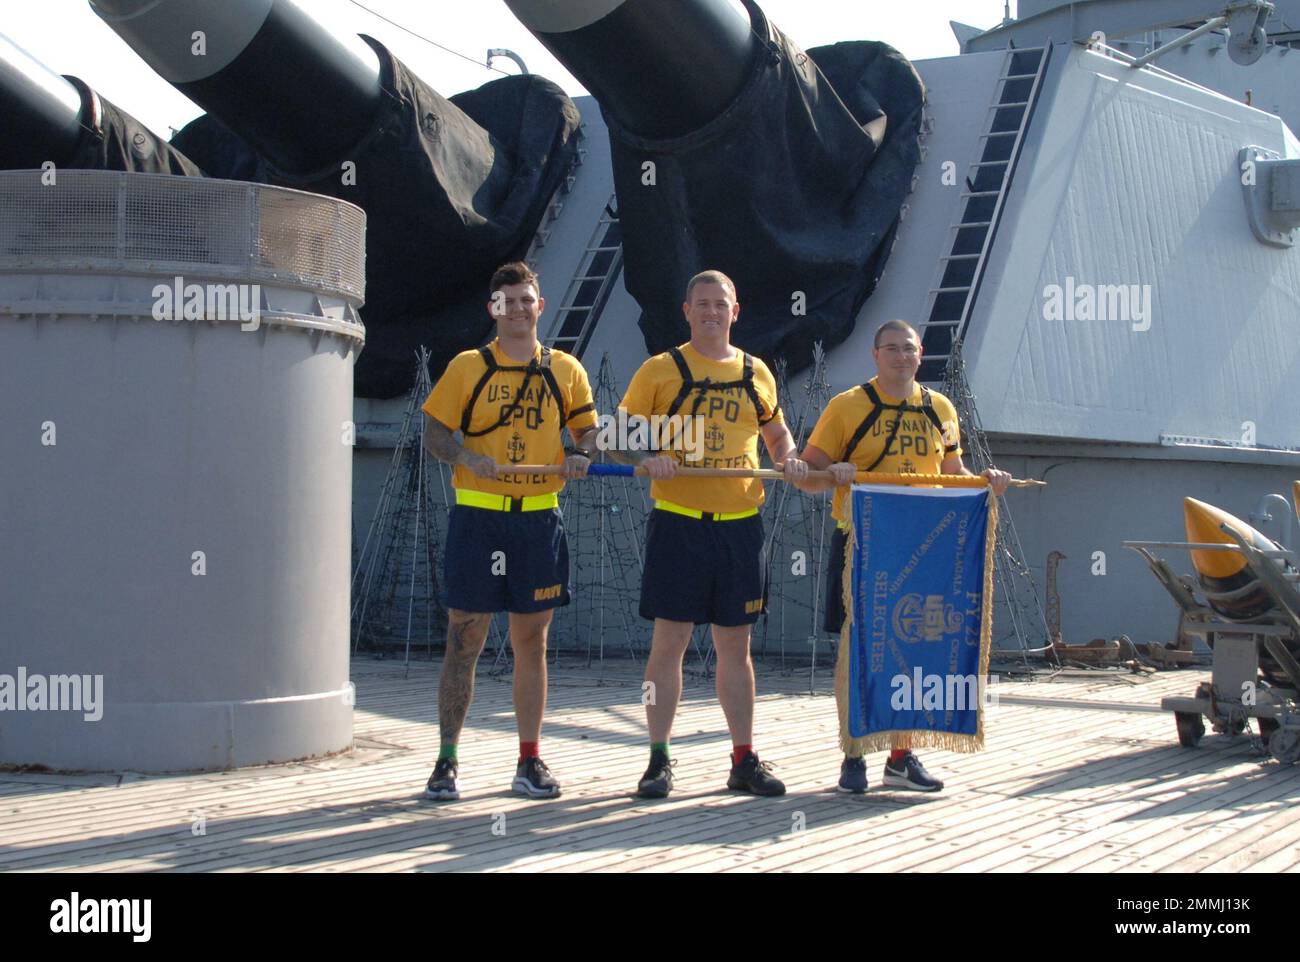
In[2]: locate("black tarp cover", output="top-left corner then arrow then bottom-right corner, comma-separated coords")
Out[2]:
174,37 -> 581,398
606,0 -> 924,373
65,78 -> 204,176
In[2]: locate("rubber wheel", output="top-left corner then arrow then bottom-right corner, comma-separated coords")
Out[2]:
1176,712 -> 1205,747
1269,728 -> 1300,765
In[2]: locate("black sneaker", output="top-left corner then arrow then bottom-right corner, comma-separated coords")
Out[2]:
837,755 -> 868,794
637,750 -> 676,798
512,757 -> 561,799
726,751 -> 786,796
424,757 -> 459,801
882,752 -> 944,792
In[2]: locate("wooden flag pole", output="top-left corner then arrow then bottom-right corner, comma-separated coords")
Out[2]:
494,463 -> 1046,488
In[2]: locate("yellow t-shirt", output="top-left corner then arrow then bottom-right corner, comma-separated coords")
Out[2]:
806,377 -> 963,524
620,343 -> 783,513
422,339 -> 598,496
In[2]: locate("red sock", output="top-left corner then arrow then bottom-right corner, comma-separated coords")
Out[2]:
888,749 -> 910,764
732,744 -> 753,765
519,741 -> 539,761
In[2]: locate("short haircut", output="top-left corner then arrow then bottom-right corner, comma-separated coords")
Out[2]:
685,269 -> 736,303
490,261 -> 540,297
874,319 -> 920,348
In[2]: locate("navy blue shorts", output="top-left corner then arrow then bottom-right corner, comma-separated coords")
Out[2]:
824,527 -> 850,634
639,509 -> 766,627
443,505 -> 571,614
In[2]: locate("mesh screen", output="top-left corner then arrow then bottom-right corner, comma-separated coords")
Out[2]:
0,170 -> 365,301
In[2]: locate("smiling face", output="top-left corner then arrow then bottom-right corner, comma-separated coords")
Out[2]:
683,280 -> 739,341
488,281 -> 544,339
872,325 -> 922,381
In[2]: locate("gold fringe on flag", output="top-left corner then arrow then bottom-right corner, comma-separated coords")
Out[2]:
836,488 -> 999,756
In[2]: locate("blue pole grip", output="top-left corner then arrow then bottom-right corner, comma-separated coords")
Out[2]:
587,463 -> 636,477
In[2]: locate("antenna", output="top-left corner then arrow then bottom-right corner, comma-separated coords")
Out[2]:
486,48 -> 529,75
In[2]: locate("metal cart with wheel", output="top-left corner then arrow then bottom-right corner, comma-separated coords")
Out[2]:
1126,527 -> 1300,764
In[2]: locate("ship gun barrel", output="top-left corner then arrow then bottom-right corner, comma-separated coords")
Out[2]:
0,30 -> 201,175
503,0 -> 926,376
504,0 -> 757,139
89,0 -> 383,176
0,32 -> 93,169
91,0 -> 582,399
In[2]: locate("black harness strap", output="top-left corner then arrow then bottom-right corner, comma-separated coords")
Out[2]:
663,347 -> 772,423
843,383 -> 948,471
460,346 -> 567,438
742,353 -> 779,427
536,352 -> 567,427
460,347 -> 500,435
664,347 -> 701,421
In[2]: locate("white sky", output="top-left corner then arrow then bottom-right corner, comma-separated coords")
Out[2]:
4,0 -> 1014,135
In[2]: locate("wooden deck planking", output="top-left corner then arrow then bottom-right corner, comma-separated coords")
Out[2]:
984,763 -> 1275,873
1199,803 -> 1300,873
750,692 -> 1241,874
815,731 -> 1227,872
1038,766 -> 1294,873
634,704 -> 1147,873
4,684 -> 815,872
298,713 -> 862,873
2,660 -> 1298,872
938,736 -> 1272,868
0,670 -> 1216,873
0,712 -> 1206,873
462,683 -> 1170,873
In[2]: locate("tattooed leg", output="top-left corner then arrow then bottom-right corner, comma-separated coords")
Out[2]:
438,609 -> 492,746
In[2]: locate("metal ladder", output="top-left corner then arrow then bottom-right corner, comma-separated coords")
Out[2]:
917,44 -> 1051,383
524,126 -> 586,263
543,193 -> 623,359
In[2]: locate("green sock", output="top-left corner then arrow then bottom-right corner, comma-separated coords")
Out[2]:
438,744 -> 458,761
651,742 -> 670,759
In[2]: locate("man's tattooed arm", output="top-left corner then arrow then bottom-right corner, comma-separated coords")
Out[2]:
423,415 -> 497,478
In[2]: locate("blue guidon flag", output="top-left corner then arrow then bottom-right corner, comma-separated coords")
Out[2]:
837,483 -> 998,754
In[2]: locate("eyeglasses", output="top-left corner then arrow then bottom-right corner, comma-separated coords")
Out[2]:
878,344 -> 920,357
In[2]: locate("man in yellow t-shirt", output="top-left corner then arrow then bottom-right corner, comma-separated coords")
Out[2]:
419,262 -> 599,803
614,270 -> 809,799
796,319 -> 1011,794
